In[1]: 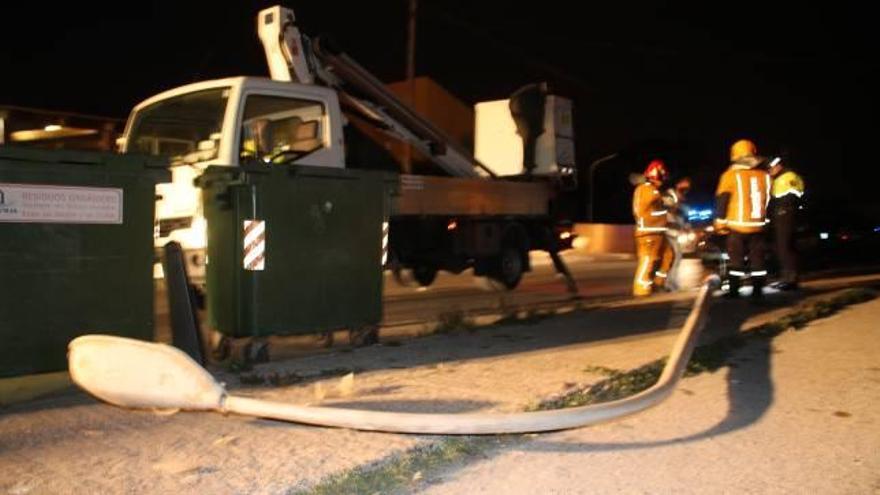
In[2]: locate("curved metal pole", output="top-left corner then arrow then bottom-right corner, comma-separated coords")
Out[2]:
70,277 -> 720,435
223,276 -> 719,434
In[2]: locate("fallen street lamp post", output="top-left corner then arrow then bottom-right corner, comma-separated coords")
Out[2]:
68,277 -> 721,435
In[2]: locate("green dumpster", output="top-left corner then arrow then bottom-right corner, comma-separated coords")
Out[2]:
198,164 -> 391,338
0,147 -> 168,377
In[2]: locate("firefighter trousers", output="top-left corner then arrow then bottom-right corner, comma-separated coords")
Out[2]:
773,209 -> 798,284
659,233 -> 680,290
633,234 -> 666,296
726,231 -> 767,296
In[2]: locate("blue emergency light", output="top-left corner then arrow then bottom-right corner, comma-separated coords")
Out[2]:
686,208 -> 714,222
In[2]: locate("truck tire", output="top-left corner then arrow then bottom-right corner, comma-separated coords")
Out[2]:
392,263 -> 438,288
389,248 -> 437,288
413,265 -> 438,287
490,245 -> 525,290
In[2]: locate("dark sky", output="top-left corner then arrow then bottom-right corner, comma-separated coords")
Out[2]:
1,1 -> 877,223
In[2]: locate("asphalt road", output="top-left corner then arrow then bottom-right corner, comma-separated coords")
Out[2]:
380,251 -> 640,326
154,251 -> 642,342
157,245 -> 879,343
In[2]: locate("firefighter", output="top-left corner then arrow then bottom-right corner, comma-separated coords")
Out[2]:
714,139 -> 771,299
660,177 -> 692,291
632,159 -> 670,296
768,156 -> 805,290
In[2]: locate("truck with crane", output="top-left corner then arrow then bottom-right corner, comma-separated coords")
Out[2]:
122,5 -> 579,292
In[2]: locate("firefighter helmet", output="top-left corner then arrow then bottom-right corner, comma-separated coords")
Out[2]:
644,159 -> 668,183
730,139 -> 757,161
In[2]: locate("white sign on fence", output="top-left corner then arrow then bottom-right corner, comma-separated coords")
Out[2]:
0,183 -> 123,224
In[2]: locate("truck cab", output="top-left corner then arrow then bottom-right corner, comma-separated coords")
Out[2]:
121,77 -> 347,277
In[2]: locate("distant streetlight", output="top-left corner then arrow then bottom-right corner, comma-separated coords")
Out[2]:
587,153 -> 619,222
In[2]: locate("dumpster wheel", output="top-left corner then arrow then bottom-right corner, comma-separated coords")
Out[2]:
349,325 -> 379,347
212,335 -> 232,362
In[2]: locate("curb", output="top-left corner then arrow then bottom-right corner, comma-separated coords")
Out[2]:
0,371 -> 72,407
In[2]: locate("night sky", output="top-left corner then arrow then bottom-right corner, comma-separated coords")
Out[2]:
1,1 -> 877,225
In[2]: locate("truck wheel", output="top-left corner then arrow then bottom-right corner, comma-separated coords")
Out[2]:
490,245 -> 525,290
392,266 -> 415,287
392,264 -> 437,288
413,265 -> 438,287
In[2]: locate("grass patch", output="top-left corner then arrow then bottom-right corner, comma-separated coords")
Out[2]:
530,359 -> 665,411
293,436 -> 518,495
582,365 -> 622,377
685,337 -> 746,376
762,288 -> 876,334
239,367 -> 363,387
222,359 -> 253,373
239,370 -> 303,387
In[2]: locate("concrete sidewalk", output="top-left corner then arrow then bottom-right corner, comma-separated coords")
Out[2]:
422,295 -> 880,494
0,277 -> 877,494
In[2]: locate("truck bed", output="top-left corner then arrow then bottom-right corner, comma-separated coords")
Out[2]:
393,174 -> 550,217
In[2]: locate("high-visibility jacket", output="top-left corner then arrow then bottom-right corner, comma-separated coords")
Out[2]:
772,170 -> 805,200
633,181 -> 668,236
715,163 -> 771,234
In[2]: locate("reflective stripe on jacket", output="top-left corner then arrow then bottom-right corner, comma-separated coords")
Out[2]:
633,182 -> 668,235
715,164 -> 771,233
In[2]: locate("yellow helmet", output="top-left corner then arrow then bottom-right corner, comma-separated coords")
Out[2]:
730,139 -> 757,161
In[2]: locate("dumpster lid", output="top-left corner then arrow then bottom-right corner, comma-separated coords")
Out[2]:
0,146 -> 168,170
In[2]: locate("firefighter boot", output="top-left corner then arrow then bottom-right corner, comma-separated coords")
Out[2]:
751,276 -> 766,301
725,276 -> 741,299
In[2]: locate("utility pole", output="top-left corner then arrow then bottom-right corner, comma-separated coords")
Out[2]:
402,0 -> 418,174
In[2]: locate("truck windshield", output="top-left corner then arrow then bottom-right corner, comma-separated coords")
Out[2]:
126,87 -> 229,164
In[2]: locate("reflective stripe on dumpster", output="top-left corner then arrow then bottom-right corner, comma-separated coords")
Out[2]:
243,219 -> 266,271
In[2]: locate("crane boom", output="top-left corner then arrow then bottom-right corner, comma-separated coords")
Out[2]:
257,5 -> 493,178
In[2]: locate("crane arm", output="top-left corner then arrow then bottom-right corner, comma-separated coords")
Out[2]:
257,5 -> 493,178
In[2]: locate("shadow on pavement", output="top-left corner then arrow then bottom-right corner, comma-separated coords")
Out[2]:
228,299 -> 691,386
519,288 -> 840,454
